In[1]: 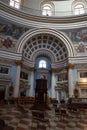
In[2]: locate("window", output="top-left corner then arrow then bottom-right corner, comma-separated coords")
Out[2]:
74,4 -> 85,15
10,0 -> 21,9
42,4 -> 52,16
40,1 -> 55,16
72,0 -> 86,15
39,60 -> 47,68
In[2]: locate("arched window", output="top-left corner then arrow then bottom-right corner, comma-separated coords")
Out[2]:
39,60 -> 47,68
74,4 -> 85,15
42,4 -> 52,16
10,0 -> 21,9
72,0 -> 86,15
40,1 -> 55,16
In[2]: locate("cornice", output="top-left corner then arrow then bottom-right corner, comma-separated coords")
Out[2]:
0,2 -> 87,29
68,56 -> 87,64
0,50 -> 22,60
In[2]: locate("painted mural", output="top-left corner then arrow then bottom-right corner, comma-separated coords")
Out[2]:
0,23 -> 29,51
63,27 -> 87,53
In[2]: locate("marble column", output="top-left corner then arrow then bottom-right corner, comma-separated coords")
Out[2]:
5,85 -> 9,100
68,63 -> 74,98
13,60 -> 22,98
29,67 -> 34,96
56,90 -> 60,102
51,69 -> 56,99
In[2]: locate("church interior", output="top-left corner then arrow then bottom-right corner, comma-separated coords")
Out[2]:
0,0 -> 87,130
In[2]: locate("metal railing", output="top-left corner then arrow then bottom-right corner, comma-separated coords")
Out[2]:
0,0 -> 87,17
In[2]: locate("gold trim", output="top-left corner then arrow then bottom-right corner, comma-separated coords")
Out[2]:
15,60 -> 22,66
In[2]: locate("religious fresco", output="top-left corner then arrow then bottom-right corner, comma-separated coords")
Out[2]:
0,24 -> 28,39
0,37 -> 16,51
0,23 -> 29,51
62,27 -> 87,53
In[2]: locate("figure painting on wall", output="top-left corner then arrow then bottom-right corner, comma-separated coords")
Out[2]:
0,23 -> 29,40
0,66 -> 9,74
78,42 -> 85,52
3,37 -> 12,48
63,27 -> 87,44
0,37 -> 16,50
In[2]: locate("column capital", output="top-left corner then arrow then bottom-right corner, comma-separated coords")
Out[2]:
50,68 -> 56,73
30,67 -> 35,71
15,60 -> 22,66
67,63 -> 74,69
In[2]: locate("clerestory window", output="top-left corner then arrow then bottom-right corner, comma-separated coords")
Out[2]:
9,0 -> 21,9
42,4 -> 52,16
74,4 -> 85,15
41,1 -> 55,16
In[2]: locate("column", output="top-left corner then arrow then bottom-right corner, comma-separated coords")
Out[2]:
5,85 -> 9,100
51,69 -> 56,99
56,90 -> 60,102
29,67 -> 34,96
68,63 -> 74,98
13,60 -> 22,98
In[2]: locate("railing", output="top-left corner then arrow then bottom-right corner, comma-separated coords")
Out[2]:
0,0 -> 87,17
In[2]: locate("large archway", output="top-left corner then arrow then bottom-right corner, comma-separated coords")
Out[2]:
17,28 -> 75,68
16,28 -> 75,99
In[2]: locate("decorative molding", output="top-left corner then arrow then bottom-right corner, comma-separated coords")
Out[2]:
67,63 -> 74,69
1,2 -> 87,29
15,60 -> 23,66
75,63 -> 87,69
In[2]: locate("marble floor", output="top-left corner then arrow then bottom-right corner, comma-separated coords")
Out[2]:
0,104 -> 87,130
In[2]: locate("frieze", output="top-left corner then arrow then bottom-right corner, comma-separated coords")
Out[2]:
74,64 -> 87,69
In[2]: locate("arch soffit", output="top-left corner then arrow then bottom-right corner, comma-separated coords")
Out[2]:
17,28 -> 75,58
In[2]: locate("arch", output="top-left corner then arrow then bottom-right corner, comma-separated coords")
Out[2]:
17,28 -> 75,59
71,0 -> 87,15
40,0 -> 55,16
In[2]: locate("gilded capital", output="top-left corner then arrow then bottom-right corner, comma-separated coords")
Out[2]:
15,60 -> 22,66
67,63 -> 74,69
30,67 -> 35,71
50,68 -> 56,73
